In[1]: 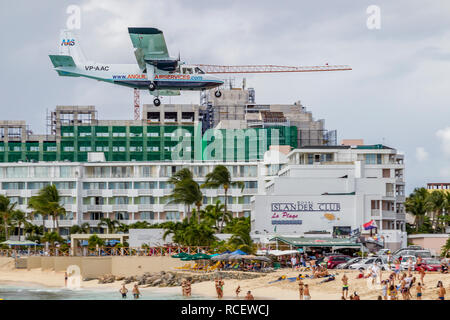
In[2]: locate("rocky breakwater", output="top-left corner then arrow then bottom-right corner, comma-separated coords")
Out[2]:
98,271 -> 264,287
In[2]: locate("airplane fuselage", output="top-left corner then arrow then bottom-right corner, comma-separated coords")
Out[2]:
55,63 -> 223,91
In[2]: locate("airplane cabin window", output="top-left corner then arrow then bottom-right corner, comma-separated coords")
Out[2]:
195,67 -> 205,74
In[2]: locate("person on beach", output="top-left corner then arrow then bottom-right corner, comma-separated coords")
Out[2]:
119,285 -> 128,299
291,255 -> 297,270
388,285 -> 397,300
303,284 -> 311,300
437,281 -> 446,300
353,292 -> 360,300
381,280 -> 388,300
418,265 -> 426,285
394,259 -> 401,280
370,263 -> 379,285
235,285 -> 241,297
64,272 -> 68,287
181,279 -> 187,296
185,279 -> 191,297
132,284 -> 141,299
416,282 -> 423,300
407,257 -> 414,273
356,269 -> 364,279
245,291 -> 254,300
298,278 -> 304,300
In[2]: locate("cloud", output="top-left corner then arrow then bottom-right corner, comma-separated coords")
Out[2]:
415,147 -> 429,162
436,127 -> 450,158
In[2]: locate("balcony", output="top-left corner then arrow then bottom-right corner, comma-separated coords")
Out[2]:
85,189 -> 104,196
112,189 -> 130,196
111,204 -> 130,211
371,209 -> 397,219
138,204 -> 155,211
137,189 -> 154,196
84,205 -> 104,211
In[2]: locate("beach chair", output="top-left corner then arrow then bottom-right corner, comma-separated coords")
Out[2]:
207,262 -> 220,272
191,263 -> 200,271
176,263 -> 191,270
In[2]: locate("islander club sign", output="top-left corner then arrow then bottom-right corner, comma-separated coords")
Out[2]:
271,201 -> 342,225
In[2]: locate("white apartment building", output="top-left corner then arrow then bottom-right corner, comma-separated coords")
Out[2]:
0,161 -> 259,237
251,145 -> 407,250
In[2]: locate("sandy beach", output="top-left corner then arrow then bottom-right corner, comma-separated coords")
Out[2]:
1,256 -> 450,300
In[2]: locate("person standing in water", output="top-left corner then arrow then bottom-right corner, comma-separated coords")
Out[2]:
119,285 -> 128,299
132,284 -> 141,299
245,291 -> 254,300
64,272 -> 68,287
235,285 -> 241,298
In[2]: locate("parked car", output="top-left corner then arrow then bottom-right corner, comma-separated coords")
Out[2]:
400,255 -> 417,271
335,257 -> 362,269
375,249 -> 391,256
349,257 -> 391,271
421,258 -> 442,272
326,255 -> 351,269
394,249 -> 432,261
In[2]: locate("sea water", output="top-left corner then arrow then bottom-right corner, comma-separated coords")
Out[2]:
0,283 -> 205,300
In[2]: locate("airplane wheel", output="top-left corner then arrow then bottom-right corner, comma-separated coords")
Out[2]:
215,90 -> 222,98
153,98 -> 161,107
149,82 -> 157,91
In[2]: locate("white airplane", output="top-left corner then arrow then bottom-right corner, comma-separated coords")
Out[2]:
50,28 -> 224,106
50,28 -> 351,106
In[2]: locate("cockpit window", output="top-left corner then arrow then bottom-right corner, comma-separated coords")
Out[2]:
182,68 -> 193,74
195,67 -> 205,74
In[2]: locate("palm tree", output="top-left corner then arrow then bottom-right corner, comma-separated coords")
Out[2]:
11,210 -> 27,240
97,218 -> 120,234
168,169 -> 203,223
441,237 -> 450,258
28,185 -> 66,235
201,165 -> 244,232
427,191 -> 446,232
201,200 -> 232,231
0,195 -> 17,240
70,222 -> 91,234
168,168 -> 193,185
405,188 -> 429,232
228,218 -> 254,254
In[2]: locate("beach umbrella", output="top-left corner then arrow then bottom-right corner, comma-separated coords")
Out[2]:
211,253 -> 231,261
230,249 -> 247,255
254,256 -> 272,263
192,253 -> 211,260
241,255 -> 258,260
180,254 -> 195,261
1,240 -> 38,246
172,252 -> 190,259
228,254 -> 245,260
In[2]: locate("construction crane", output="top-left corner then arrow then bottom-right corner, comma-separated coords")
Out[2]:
132,63 -> 352,116
195,64 -> 352,74
134,88 -> 140,121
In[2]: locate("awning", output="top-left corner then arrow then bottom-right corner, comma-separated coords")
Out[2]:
1,240 -> 39,246
270,236 -> 361,248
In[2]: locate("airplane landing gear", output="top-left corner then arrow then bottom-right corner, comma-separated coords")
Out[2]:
214,90 -> 222,98
149,82 -> 157,91
153,98 -> 161,107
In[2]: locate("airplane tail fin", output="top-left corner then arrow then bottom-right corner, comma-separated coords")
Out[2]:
59,29 -> 87,64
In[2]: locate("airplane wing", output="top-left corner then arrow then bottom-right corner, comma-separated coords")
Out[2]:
128,27 -> 170,70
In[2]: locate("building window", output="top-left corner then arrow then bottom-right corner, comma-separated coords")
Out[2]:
140,212 -> 155,220
115,212 -> 129,220
165,211 -> 180,220
90,212 -> 103,220
365,154 -> 382,164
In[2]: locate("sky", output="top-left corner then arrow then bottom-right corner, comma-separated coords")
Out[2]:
0,0 -> 450,193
